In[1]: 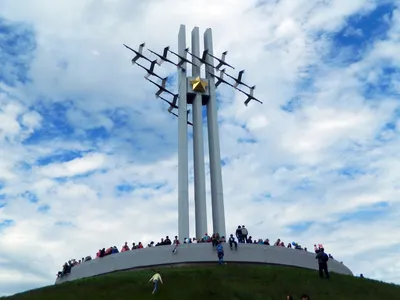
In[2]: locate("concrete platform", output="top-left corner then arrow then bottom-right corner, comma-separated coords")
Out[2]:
55,243 -> 353,284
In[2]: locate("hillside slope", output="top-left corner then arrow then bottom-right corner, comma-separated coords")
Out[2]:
3,264 -> 400,300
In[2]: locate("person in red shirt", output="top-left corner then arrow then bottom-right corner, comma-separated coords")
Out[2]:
121,242 -> 130,252
172,236 -> 180,254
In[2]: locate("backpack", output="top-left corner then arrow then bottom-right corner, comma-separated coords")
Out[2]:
323,253 -> 329,262
241,227 -> 248,235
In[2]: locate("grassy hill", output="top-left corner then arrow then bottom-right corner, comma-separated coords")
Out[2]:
3,264 -> 400,300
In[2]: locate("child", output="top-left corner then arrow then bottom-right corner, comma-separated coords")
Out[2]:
216,241 -> 224,264
172,236 -> 180,254
228,234 -> 238,250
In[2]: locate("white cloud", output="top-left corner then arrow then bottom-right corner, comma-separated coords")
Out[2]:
38,153 -> 107,178
1,0 -> 400,297
0,102 -> 23,139
21,111 -> 42,129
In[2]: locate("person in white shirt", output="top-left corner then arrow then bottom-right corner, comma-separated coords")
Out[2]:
149,272 -> 163,294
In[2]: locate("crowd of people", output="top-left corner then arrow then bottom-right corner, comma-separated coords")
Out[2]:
57,225 -> 334,278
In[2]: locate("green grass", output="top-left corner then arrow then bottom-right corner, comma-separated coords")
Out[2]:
3,264 -> 400,300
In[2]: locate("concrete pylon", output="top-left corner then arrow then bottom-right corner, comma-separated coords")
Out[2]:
191,27 -> 208,239
177,24 -> 189,241
204,28 -> 226,238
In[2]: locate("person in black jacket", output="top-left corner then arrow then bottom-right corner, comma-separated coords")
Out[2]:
164,236 -> 172,245
235,226 -> 243,243
228,234 -> 238,250
315,248 -> 330,279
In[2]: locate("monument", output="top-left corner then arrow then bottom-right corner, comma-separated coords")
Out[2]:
124,25 -> 262,241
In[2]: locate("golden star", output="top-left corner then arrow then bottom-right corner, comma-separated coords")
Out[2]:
190,76 -> 208,93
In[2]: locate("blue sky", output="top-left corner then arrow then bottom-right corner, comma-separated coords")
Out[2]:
1,0 -> 400,296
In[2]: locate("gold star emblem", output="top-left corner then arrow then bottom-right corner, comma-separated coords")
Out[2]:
190,76 -> 208,93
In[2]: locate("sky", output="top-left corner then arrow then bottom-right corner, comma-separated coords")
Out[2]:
0,0 -> 400,296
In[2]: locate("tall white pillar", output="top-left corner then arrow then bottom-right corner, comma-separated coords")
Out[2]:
178,25 -> 189,241
204,28 -> 226,238
191,27 -> 208,239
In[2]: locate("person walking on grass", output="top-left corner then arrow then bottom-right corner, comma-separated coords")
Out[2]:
149,272 -> 163,294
